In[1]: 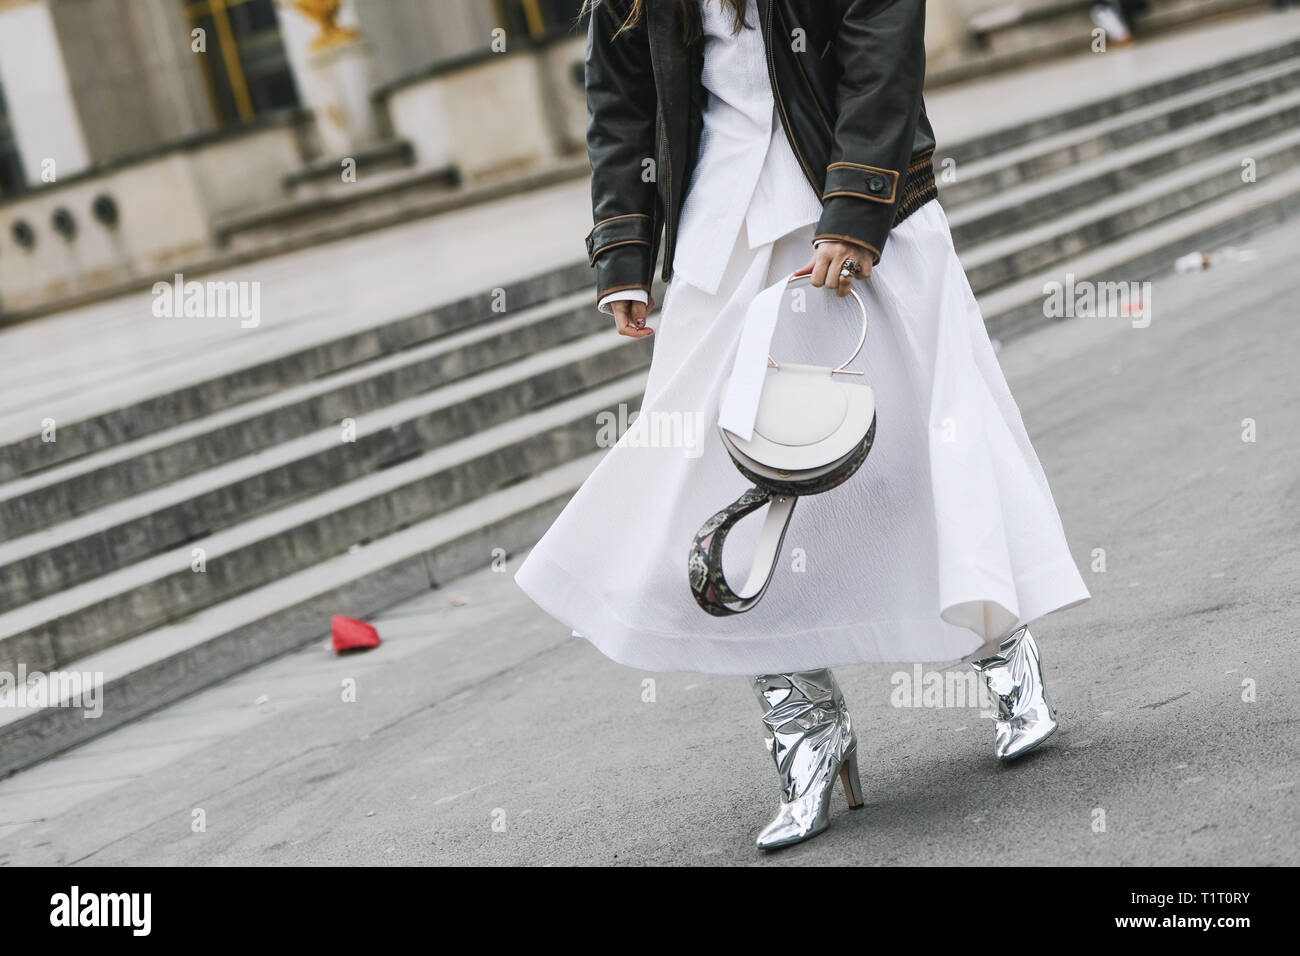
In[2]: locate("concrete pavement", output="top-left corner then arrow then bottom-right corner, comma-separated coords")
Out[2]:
1,216 -> 1297,866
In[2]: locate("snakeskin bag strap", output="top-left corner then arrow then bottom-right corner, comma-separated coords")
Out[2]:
688,267 -> 877,616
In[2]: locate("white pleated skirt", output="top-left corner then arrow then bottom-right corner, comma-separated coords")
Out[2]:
515,199 -> 1090,675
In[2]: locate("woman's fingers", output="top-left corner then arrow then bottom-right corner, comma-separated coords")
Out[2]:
810,244 -> 851,296
831,250 -> 853,297
822,246 -> 853,297
810,249 -> 833,289
612,300 -> 654,338
809,242 -> 872,297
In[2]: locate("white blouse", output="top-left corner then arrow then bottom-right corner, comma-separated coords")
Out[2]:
598,0 -> 826,314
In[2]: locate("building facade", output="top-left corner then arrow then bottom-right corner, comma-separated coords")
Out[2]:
0,0 -> 582,197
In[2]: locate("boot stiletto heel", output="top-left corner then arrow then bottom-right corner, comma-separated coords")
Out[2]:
839,746 -> 865,809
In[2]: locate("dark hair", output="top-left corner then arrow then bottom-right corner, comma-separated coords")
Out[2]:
580,0 -> 750,44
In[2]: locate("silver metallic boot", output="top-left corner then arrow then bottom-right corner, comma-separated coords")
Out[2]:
751,669 -> 864,850
970,625 -> 1058,760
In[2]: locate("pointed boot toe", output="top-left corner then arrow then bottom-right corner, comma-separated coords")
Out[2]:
994,702 -> 1058,760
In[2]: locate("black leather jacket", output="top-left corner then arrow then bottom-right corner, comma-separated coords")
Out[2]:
583,0 -> 938,307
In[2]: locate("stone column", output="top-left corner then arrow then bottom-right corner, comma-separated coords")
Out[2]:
276,0 -> 381,158
0,0 -> 91,185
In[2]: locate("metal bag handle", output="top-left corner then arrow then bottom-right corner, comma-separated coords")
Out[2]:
767,265 -> 868,376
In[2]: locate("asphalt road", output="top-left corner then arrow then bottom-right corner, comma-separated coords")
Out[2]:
1,219 -> 1297,867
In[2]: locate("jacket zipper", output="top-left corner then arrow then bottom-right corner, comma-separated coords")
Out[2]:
765,0 -> 822,199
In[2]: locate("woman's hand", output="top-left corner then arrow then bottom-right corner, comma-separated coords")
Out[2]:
802,240 -> 873,297
611,296 -> 655,338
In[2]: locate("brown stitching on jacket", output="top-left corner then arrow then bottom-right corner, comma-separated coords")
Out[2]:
825,162 -> 899,204
589,212 -> 651,237
822,189 -> 894,205
811,154 -> 936,267
589,238 -> 650,264
828,160 -> 895,173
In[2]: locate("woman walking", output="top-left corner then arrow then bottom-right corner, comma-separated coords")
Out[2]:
515,0 -> 1090,850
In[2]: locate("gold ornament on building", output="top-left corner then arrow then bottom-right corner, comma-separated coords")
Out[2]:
293,0 -> 359,51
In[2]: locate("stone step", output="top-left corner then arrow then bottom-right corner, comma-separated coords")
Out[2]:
215,155 -> 591,260
0,449 -> 610,778
0,261 -> 594,484
978,161 -> 1300,339
0,288 -> 600,542
0,330 -> 652,611
961,125 -> 1300,295
944,33 -> 1300,164
931,0 -> 1276,87
0,370 -> 648,675
948,84 -> 1300,244
973,0 -> 1259,62
282,139 -> 423,201
940,58 -> 1300,208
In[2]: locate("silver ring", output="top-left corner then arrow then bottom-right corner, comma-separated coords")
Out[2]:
840,258 -> 862,278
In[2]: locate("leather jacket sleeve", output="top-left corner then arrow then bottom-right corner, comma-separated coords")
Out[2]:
583,0 -> 658,305
813,0 -> 927,265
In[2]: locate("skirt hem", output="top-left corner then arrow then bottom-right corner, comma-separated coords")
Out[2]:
514,544 -> 1090,676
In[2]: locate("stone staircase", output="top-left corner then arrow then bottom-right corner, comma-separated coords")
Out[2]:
942,38 -> 1300,334
935,0 -> 1261,84
3,35 -> 1300,776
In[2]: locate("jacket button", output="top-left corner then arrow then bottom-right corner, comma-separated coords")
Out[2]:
867,175 -> 887,194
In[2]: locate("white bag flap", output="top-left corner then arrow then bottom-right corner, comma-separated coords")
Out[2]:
720,363 -> 875,473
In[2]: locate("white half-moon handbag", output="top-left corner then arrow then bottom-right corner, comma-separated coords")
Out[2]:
688,267 -> 877,616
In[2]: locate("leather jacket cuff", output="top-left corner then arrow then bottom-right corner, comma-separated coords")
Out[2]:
812,207 -> 887,265
592,241 -> 652,307
813,151 -> 939,264
823,161 -> 899,205
585,213 -> 653,265
812,162 -> 904,264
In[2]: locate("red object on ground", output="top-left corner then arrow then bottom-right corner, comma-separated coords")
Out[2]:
332,615 -> 381,653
